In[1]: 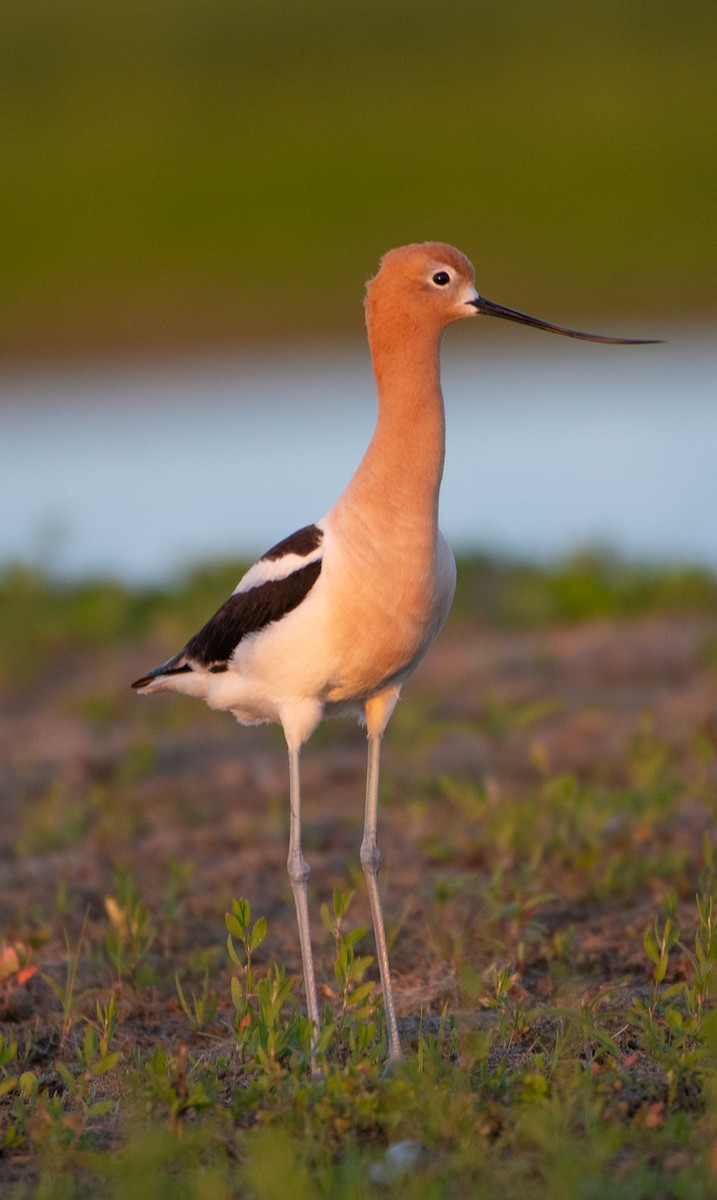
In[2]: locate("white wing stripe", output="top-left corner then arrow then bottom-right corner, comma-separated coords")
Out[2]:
234,544 -> 323,594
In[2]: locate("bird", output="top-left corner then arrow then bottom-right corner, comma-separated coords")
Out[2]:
132,242 -> 657,1062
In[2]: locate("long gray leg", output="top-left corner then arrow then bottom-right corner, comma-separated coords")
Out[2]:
361,713 -> 401,1062
287,744 -> 320,1033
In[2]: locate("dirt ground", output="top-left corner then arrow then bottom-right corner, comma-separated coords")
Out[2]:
1,611 -> 717,1042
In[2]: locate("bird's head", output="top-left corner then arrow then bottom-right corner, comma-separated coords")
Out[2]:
365,243 -> 480,334
366,242 -> 660,344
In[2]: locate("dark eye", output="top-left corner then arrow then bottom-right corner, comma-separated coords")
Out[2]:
432,270 -> 450,286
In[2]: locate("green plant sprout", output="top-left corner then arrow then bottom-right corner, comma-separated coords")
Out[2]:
103,869 -> 157,984
175,968 -> 219,1033
320,887 -> 376,1044
41,911 -> 90,1044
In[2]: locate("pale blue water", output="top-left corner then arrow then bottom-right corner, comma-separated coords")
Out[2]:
1,329 -> 714,581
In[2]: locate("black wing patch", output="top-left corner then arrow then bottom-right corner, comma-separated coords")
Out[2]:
131,525 -> 323,688
183,558 -> 322,666
261,524 -> 323,562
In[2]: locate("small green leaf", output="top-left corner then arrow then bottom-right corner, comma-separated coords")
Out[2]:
333,887 -> 353,920
654,952 -> 669,985
226,933 -> 242,965
19,1071 -> 38,1100
250,917 -> 267,952
344,926 -> 368,949
350,954 -> 374,981
347,981 -> 374,1008
56,1062 -> 76,1093
85,1099 -> 115,1117
592,1029 -> 621,1059
230,975 -> 244,1011
90,1051 -> 121,1077
662,981 -> 685,1001
0,1039 -> 18,1069
315,1023 -> 335,1056
225,913 -> 245,939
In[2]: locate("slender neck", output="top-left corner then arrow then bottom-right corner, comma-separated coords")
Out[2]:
336,304 -> 447,535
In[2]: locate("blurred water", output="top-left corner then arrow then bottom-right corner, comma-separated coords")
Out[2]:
2,330 -> 714,581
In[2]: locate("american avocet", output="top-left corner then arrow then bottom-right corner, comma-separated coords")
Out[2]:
132,243 -> 656,1061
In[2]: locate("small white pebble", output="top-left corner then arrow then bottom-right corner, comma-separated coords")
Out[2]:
368,1139 -> 424,1185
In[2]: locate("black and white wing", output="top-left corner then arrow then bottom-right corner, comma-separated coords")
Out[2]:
131,524 -> 324,689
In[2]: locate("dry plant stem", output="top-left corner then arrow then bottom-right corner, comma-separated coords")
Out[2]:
361,731 -> 401,1062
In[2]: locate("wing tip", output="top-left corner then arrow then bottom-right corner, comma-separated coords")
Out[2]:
131,674 -> 154,690
131,660 -> 193,690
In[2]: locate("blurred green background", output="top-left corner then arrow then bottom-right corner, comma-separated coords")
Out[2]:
1,0 -> 715,359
